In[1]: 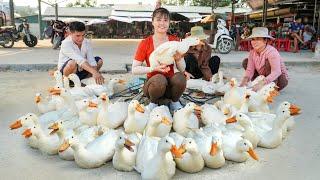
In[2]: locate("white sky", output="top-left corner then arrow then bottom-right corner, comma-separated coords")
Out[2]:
3,0 -> 157,7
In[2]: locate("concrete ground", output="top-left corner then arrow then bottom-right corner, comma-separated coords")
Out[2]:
0,39 -> 319,72
1,65 -> 320,180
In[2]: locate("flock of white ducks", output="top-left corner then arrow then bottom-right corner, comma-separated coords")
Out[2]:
9,71 -> 301,180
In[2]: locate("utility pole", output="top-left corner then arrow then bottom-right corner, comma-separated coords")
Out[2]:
38,0 -> 43,39
262,0 -> 268,26
210,0 -> 216,44
55,3 -> 58,20
9,0 -> 14,26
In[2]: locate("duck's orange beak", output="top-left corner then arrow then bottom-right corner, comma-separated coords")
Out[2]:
170,145 -> 182,158
22,128 -> 32,138
178,144 -> 186,155
124,138 -> 135,152
88,101 -> 98,108
35,96 -> 41,104
161,117 -> 172,126
10,120 -> 22,130
118,79 -> 126,84
135,104 -> 145,113
226,116 -> 237,123
210,142 -> 218,156
48,122 -> 59,135
266,95 -> 273,103
59,140 -> 70,153
247,147 -> 259,161
290,104 -> 301,115
49,88 -> 61,95
270,90 -> 279,97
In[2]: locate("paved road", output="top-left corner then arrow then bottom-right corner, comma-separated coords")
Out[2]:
0,39 -> 318,72
0,66 -> 319,180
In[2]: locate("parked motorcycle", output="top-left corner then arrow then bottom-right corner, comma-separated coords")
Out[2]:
0,26 -> 14,48
51,20 -> 68,49
10,18 -> 38,47
210,19 -> 233,54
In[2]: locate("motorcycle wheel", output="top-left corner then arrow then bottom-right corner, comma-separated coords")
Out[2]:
216,38 -> 232,54
2,33 -> 14,48
23,34 -> 38,47
52,35 -> 62,49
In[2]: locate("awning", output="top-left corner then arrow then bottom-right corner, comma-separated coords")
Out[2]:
178,13 -> 202,22
42,17 -> 99,22
108,16 -> 151,23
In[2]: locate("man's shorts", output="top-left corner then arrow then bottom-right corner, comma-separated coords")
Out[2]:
60,56 -> 102,80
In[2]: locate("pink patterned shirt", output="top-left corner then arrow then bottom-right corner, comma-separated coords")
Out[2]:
245,45 -> 289,84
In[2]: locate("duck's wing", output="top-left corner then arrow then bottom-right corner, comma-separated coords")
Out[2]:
134,134 -> 160,173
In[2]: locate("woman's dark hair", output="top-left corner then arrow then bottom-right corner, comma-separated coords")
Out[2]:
69,21 -> 86,32
152,7 -> 170,21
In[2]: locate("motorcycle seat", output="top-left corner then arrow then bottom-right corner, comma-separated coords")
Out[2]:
0,26 -> 15,30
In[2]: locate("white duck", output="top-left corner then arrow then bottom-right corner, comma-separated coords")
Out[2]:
140,136 -> 182,180
67,74 -> 95,100
248,101 -> 301,139
200,103 -> 227,126
124,100 -> 148,134
254,108 -> 296,148
223,78 -> 247,109
189,130 -> 225,169
84,77 -> 126,96
97,93 -> 128,129
22,124 -> 60,155
112,132 -> 137,172
49,120 -> 99,161
174,138 -> 204,173
228,113 -> 260,148
248,90 -> 274,113
78,99 -> 99,126
10,113 -> 41,149
279,102 -> 301,136
149,36 -> 201,69
59,129 -> 120,168
222,131 -> 258,162
173,102 -> 201,137
34,93 -> 56,114
49,70 -> 64,88
145,106 -> 172,138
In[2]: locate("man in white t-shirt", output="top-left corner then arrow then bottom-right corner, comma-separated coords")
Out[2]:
58,21 -> 104,84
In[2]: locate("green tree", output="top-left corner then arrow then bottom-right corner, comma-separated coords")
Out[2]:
15,6 -> 37,17
66,0 -> 97,7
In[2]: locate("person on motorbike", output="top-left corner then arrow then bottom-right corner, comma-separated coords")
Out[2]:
184,26 -> 221,81
58,21 -> 104,84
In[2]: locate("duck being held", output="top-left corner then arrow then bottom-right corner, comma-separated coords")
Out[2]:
149,37 -> 202,70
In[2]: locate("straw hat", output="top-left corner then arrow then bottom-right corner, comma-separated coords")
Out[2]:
188,26 -> 209,40
247,27 -> 274,40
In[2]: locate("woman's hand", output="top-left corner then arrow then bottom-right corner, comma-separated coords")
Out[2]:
240,77 -> 250,87
153,64 -> 170,73
184,71 -> 194,80
252,80 -> 265,92
173,51 -> 185,62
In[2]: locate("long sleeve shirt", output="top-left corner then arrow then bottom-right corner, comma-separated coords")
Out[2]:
245,45 -> 289,84
58,36 -> 96,70
186,41 -> 212,81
